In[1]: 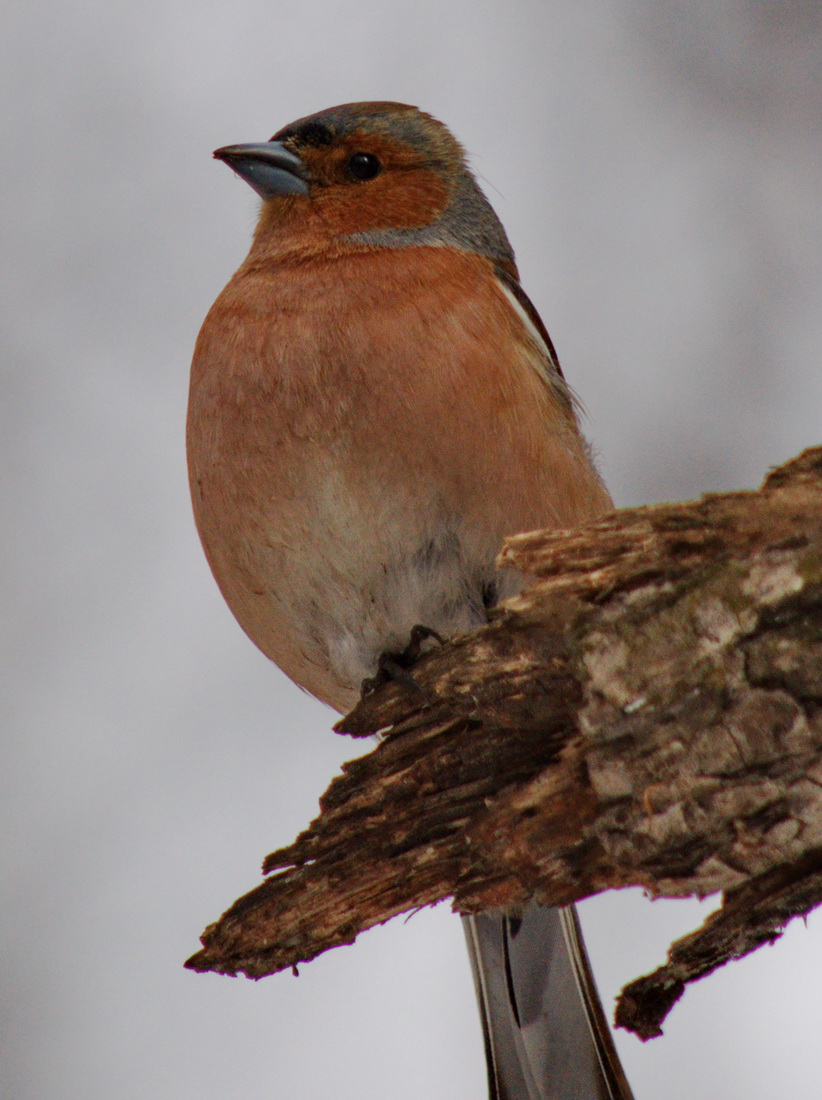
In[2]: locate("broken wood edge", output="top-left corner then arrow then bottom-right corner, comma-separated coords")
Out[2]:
616,847 -> 822,1039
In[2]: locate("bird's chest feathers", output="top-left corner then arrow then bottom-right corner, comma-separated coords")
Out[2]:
190,256 -> 490,678
194,253 -> 478,502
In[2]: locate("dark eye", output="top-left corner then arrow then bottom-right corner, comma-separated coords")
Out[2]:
347,152 -> 381,181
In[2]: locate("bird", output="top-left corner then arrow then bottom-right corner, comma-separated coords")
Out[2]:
187,101 -> 633,1100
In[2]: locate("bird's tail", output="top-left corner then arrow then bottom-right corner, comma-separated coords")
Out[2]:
463,904 -> 634,1100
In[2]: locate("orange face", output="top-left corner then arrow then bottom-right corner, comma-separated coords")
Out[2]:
276,125 -> 452,237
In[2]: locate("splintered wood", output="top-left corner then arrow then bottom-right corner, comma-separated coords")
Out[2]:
186,447 -> 822,1039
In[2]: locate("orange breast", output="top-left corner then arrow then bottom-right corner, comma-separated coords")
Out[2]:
187,245 -> 611,711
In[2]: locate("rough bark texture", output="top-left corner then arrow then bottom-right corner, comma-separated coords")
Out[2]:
186,447 -> 822,1039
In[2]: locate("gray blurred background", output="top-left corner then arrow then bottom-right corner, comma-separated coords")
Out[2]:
3,1 -> 821,1097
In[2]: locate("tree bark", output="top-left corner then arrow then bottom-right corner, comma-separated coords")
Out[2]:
186,446 -> 822,1039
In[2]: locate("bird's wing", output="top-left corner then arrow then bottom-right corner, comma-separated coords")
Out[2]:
493,266 -> 564,377
464,904 -> 634,1100
492,265 -> 584,423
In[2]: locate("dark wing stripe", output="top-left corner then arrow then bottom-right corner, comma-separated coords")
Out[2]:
492,265 -> 582,421
493,264 -> 564,379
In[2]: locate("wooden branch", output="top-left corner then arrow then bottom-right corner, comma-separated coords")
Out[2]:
186,447 -> 822,1040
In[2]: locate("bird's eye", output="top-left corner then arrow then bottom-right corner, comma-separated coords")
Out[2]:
347,153 -> 381,181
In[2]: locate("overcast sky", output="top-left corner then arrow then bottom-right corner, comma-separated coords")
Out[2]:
3,1 -> 822,1098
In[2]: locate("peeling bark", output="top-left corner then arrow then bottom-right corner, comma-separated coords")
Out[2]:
186,447 -> 822,1039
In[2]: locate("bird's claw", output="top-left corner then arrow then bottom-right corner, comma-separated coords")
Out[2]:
360,624 -> 445,699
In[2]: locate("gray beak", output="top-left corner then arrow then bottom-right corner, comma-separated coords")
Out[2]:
213,142 -> 310,199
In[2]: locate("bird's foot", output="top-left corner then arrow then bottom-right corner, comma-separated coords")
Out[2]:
403,623 -> 446,662
360,624 -> 445,699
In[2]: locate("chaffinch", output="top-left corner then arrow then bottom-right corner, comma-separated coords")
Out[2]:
188,101 -> 611,713
187,102 -> 630,1100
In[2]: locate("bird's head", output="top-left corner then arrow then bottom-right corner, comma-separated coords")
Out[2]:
214,101 -> 515,271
